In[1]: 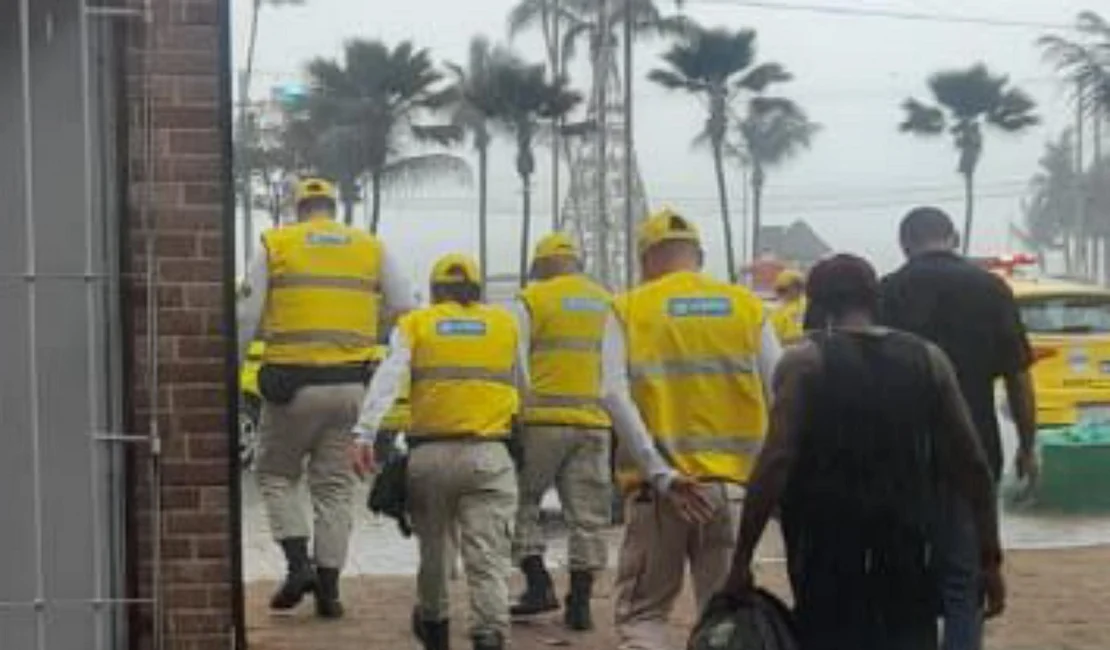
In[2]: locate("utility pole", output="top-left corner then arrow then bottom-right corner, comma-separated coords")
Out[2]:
1076,79 -> 1087,279
551,0 -> 561,231
623,0 -> 634,290
238,70 -> 254,269
596,0 -> 611,287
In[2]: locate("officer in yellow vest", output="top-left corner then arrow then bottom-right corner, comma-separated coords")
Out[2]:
508,232 -> 613,630
601,208 -> 781,650
237,177 -> 416,618
769,268 -> 807,345
352,254 -> 525,650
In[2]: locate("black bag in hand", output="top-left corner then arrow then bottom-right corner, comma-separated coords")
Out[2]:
688,589 -> 798,650
367,454 -> 412,538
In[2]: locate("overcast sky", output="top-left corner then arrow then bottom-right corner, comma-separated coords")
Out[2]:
232,0 -> 1101,282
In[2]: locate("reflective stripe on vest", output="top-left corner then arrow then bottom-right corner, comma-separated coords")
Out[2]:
658,434 -> 763,456
411,366 -> 515,385
264,330 -> 378,347
270,273 -> 380,293
526,394 -> 602,409
531,336 -> 603,353
628,355 -> 755,380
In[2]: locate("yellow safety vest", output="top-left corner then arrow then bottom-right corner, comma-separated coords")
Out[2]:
614,271 -> 768,492
401,302 -> 519,439
519,275 -> 612,428
770,297 -> 807,345
261,218 -> 382,365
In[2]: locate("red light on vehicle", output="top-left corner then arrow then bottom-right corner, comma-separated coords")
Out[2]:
1031,346 -> 1058,363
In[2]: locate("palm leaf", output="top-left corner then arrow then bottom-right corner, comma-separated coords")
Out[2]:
899,98 -> 945,135
380,153 -> 473,190
735,62 -> 792,93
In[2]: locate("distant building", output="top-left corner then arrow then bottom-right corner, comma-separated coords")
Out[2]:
740,220 -> 832,295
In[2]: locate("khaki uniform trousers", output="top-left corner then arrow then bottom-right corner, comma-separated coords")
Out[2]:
513,425 -> 611,571
256,383 -> 363,570
408,440 -> 518,640
614,483 -> 744,650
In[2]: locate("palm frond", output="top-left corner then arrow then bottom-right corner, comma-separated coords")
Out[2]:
411,124 -> 465,146
648,68 -> 704,92
380,153 -> 473,190
987,88 -> 1040,132
899,98 -> 945,135
735,62 -> 792,92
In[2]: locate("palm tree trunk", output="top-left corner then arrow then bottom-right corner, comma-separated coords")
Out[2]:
520,175 -> 532,288
712,141 -> 737,282
370,172 -> 383,234
342,197 -> 355,226
962,170 -> 974,255
751,165 -> 764,263
478,143 -> 489,294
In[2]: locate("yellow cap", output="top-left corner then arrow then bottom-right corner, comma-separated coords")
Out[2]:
533,232 -> 579,261
430,253 -> 481,285
294,177 -> 339,205
774,269 -> 805,290
637,207 -> 700,255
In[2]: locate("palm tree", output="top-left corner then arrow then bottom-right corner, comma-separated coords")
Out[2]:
649,24 -> 791,281
735,99 -> 819,258
1040,11 -> 1110,120
1024,131 -> 1081,272
442,37 -> 504,292
900,64 -> 1039,254
487,53 -> 582,286
306,40 -> 471,232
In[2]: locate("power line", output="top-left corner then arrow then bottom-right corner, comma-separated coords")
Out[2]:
684,0 -> 1076,31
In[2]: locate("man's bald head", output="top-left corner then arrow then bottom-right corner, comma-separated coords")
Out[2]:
899,206 -> 959,258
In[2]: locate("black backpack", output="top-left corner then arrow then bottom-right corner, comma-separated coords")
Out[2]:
688,589 -> 799,650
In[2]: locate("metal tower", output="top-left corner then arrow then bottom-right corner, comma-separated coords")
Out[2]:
560,35 -> 649,291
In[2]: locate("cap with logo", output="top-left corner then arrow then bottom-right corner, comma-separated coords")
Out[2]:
430,253 -> 481,285
637,207 -> 701,256
533,232 -> 580,261
294,177 -> 339,205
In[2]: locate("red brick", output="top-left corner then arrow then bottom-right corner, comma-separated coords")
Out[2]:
155,208 -> 220,232
163,460 -> 228,486
197,234 -> 223,260
169,612 -> 227,635
172,386 -> 224,410
176,335 -> 223,359
160,259 -> 223,282
158,309 -> 206,336
155,25 -> 221,52
163,359 -> 225,384
193,535 -> 229,560
187,434 -> 228,460
177,77 -> 220,104
175,411 -> 227,436
177,1 -> 219,25
207,585 -> 232,609
182,183 -> 221,206
161,486 -> 201,510
154,107 -> 217,130
167,159 -> 222,184
183,283 -> 221,309
163,559 -> 229,585
169,130 -> 220,156
166,512 -> 229,536
165,586 -> 208,610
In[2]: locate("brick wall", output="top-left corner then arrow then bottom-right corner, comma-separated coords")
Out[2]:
124,0 -> 239,648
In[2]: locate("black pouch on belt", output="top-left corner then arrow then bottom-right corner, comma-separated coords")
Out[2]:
258,363 -> 373,405
368,454 -> 412,537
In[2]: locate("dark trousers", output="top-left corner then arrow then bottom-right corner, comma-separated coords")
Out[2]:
938,494 -> 983,650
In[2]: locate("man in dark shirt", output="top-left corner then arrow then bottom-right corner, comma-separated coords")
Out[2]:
880,206 -> 1037,650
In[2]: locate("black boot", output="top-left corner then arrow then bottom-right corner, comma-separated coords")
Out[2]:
564,570 -> 594,631
412,607 -> 450,650
509,556 -> 558,616
472,630 -> 504,650
270,538 -> 317,610
314,567 -> 345,619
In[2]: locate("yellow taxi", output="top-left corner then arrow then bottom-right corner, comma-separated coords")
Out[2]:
982,254 -> 1110,427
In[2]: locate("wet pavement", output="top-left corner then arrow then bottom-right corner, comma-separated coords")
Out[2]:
242,421 -> 1110,581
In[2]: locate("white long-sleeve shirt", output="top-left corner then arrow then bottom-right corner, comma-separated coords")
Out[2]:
599,313 -> 782,493
236,238 -> 417,361
353,318 -> 531,444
